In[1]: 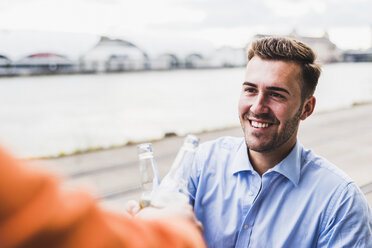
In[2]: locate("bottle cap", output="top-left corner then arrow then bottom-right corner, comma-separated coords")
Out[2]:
184,134 -> 200,150
137,143 -> 154,159
138,143 -> 153,153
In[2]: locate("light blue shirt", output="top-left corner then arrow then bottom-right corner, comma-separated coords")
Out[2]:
188,136 -> 372,248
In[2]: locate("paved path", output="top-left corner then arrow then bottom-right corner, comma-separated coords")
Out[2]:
30,103 -> 372,212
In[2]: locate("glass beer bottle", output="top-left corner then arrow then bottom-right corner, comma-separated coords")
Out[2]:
137,143 -> 160,208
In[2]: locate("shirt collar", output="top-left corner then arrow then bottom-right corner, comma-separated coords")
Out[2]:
269,141 -> 302,187
231,138 -> 255,174
231,139 -> 302,186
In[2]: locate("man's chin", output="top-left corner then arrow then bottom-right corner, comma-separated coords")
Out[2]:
248,146 -> 273,153
245,140 -> 275,153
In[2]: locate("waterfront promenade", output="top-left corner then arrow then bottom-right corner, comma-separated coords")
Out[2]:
30,103 -> 372,212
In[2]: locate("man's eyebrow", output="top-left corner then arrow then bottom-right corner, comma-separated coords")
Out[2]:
243,82 -> 257,87
267,86 -> 291,96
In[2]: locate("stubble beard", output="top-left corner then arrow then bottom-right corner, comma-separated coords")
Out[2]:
241,104 -> 304,153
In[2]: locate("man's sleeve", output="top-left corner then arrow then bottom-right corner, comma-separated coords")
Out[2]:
317,182 -> 372,247
0,148 -> 206,248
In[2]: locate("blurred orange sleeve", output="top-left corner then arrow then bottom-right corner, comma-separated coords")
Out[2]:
0,148 -> 205,248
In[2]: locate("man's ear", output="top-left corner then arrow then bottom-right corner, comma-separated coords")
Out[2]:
300,96 -> 316,120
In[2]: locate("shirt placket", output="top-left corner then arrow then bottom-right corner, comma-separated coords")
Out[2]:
241,172 -> 260,213
236,173 -> 277,247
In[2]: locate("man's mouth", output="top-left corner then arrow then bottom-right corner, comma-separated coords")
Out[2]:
249,120 -> 272,129
243,112 -> 277,129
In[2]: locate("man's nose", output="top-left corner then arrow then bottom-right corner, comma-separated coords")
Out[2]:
250,94 -> 269,114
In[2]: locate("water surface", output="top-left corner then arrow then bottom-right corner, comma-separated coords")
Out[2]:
1,63 -> 371,158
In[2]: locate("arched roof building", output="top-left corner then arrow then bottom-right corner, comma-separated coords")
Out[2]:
0,54 -> 12,76
0,55 -> 11,66
80,36 -> 149,72
185,53 -> 205,68
16,53 -> 73,66
150,53 -> 180,70
13,53 -> 75,74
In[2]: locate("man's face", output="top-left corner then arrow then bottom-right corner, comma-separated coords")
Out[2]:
238,56 -> 306,153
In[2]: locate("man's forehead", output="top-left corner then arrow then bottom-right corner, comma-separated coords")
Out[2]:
244,57 -> 302,93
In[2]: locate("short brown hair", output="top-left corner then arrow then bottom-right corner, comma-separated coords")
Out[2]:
247,37 -> 321,100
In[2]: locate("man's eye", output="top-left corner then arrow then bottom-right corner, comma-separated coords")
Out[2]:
270,92 -> 284,98
245,88 -> 256,93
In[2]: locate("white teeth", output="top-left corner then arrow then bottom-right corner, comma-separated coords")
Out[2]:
251,121 -> 269,128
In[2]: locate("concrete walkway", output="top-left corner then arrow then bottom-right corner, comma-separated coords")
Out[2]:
31,103 -> 372,212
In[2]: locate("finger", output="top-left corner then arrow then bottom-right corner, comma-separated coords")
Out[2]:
197,220 -> 204,233
124,200 -> 140,216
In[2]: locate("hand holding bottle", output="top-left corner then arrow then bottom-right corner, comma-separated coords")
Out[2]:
136,135 -> 199,208
151,134 -> 200,208
125,135 -> 203,231
123,200 -> 203,232
136,203 -> 204,233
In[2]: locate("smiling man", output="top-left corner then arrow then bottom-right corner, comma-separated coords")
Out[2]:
187,37 -> 372,247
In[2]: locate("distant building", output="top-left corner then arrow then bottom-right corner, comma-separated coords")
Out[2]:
208,46 -> 246,67
80,37 -> 149,73
370,25 -> 372,48
185,53 -> 206,68
0,54 -> 11,65
252,31 -> 342,63
13,53 -> 76,75
183,47 -> 246,69
0,54 -> 12,76
343,49 -> 372,62
150,53 -> 180,70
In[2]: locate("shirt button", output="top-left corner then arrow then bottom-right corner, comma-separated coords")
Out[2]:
244,225 -> 248,229
248,191 -> 253,196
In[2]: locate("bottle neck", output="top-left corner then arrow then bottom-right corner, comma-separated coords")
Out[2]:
138,151 -> 154,160
139,154 -> 160,192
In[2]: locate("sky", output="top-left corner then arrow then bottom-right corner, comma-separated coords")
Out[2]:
0,0 -> 371,56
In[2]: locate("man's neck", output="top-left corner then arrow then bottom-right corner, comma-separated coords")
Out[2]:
248,141 -> 296,176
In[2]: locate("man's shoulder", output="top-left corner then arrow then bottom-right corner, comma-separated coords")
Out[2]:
301,147 -> 372,245
194,136 -> 244,170
300,146 -> 354,187
200,136 -> 244,151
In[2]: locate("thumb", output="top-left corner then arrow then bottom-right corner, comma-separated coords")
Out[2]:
124,200 -> 141,216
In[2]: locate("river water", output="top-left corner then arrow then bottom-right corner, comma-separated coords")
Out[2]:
1,63 -> 372,158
